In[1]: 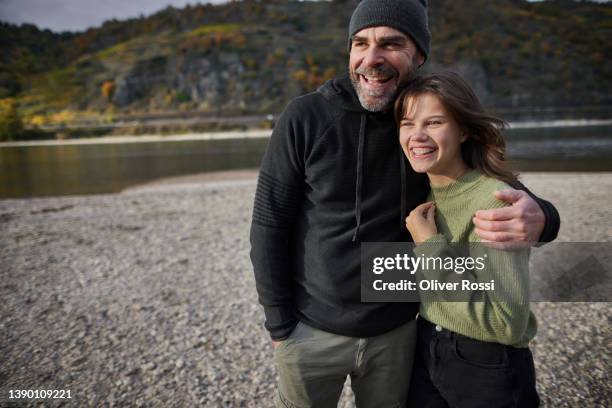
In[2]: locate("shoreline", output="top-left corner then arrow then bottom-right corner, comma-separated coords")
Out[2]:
0,129 -> 271,147
1,117 -> 611,147
121,169 -> 259,194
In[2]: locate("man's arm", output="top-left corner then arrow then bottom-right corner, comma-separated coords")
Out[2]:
250,102 -> 305,341
474,181 -> 560,244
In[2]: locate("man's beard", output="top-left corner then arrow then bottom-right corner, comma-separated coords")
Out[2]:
350,64 -> 416,112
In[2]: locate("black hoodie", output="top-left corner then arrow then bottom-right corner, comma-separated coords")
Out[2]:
250,73 -> 560,340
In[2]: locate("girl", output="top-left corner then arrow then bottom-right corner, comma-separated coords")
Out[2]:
395,72 -> 540,407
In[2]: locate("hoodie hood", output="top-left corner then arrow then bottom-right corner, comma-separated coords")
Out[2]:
317,72 -> 369,113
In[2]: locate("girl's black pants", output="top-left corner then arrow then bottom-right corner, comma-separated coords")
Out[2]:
407,317 -> 540,408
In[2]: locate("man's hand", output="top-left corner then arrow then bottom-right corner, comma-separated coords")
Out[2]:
406,201 -> 438,243
272,340 -> 281,349
473,189 -> 545,246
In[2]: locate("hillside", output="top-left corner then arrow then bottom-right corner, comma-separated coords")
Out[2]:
1,0 -> 611,132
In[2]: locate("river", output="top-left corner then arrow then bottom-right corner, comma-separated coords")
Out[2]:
1,125 -> 611,199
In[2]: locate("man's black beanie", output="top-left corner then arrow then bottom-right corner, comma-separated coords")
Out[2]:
348,0 -> 431,62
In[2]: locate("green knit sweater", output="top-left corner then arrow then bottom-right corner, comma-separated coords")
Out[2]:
416,169 -> 537,348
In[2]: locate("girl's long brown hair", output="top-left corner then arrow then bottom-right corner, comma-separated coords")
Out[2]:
394,71 -> 518,186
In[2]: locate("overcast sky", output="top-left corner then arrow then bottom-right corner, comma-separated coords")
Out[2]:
0,0 -> 230,32
0,0 -> 609,33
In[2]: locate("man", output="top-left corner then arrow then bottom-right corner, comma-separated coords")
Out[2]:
250,0 -> 560,407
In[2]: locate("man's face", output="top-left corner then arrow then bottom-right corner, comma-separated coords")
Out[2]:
349,26 -> 424,112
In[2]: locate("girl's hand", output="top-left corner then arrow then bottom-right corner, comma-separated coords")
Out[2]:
406,201 -> 438,243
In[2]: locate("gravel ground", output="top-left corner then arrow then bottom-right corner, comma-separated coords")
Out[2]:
0,172 -> 610,407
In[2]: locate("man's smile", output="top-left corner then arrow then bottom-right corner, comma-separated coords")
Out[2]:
360,74 -> 393,84
357,70 -> 397,95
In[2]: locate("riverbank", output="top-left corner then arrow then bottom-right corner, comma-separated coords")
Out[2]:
2,118 -> 612,146
0,172 -> 610,406
0,130 -> 271,147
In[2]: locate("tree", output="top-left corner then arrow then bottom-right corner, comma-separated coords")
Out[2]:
101,80 -> 116,103
0,99 -> 24,141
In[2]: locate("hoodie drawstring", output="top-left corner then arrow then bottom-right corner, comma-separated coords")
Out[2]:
352,113 -> 366,242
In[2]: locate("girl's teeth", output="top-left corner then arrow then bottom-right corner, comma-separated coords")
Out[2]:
413,148 -> 435,155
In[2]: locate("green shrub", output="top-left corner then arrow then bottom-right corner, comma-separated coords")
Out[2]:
0,99 -> 24,141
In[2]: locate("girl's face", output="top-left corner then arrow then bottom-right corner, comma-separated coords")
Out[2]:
399,93 -> 468,182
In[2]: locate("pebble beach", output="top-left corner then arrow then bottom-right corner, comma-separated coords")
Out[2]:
1,171 -> 610,407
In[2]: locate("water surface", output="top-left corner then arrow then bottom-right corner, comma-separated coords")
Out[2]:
1,126 -> 611,199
